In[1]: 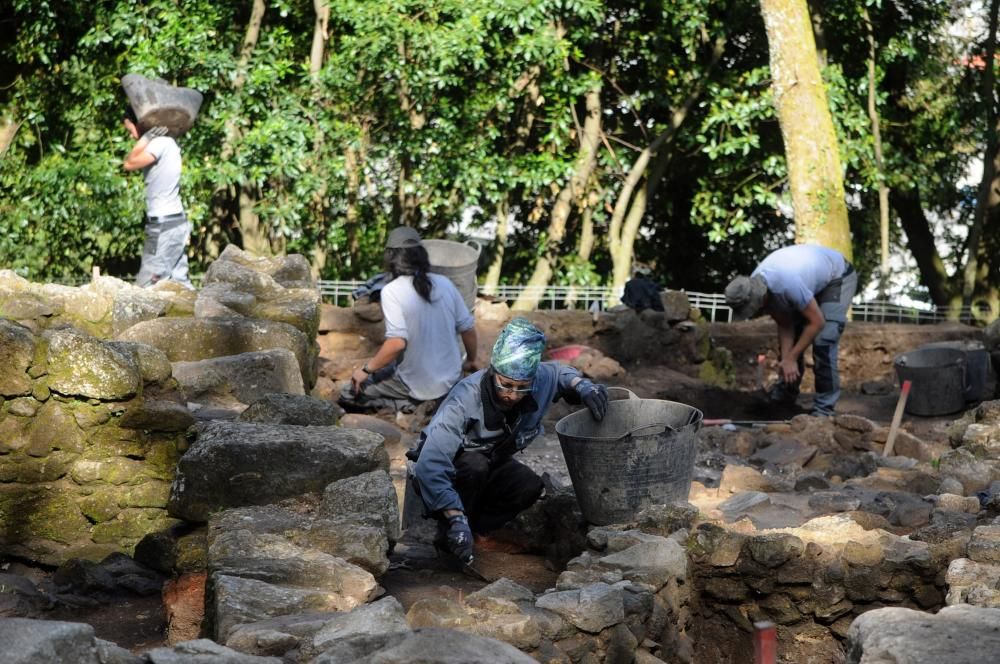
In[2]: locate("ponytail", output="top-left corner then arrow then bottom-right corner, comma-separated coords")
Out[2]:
385,246 -> 433,303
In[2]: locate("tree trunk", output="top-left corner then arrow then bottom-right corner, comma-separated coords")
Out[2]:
308,0 -> 332,279
482,198 -> 509,296
238,187 -> 268,257
219,0 -> 266,163
760,0 -> 852,259
0,116 -> 20,159
511,84 -> 602,311
962,0 -> 1000,309
863,7 -> 891,297
607,36 -> 724,300
890,188 -> 952,306
607,150 -> 671,306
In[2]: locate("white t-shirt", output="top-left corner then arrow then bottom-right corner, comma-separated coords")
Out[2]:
752,244 -> 847,314
381,273 -> 475,400
143,136 -> 184,217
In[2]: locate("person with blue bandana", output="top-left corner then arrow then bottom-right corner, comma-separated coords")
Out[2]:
408,318 -> 609,565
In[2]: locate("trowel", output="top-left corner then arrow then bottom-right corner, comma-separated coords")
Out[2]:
461,559 -> 493,583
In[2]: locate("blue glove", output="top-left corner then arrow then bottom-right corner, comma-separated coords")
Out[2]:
576,379 -> 608,421
446,514 -> 474,564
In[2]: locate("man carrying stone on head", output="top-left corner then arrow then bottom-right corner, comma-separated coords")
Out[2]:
122,106 -> 193,289
339,226 -> 478,413
725,244 -> 857,417
408,318 -> 609,566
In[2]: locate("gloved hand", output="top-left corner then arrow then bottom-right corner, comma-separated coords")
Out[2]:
141,126 -> 169,142
445,514 -> 474,564
575,379 -> 608,421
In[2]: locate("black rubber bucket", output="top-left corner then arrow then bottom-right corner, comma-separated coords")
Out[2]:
894,347 -> 967,416
554,395 -> 702,525
918,340 -> 991,402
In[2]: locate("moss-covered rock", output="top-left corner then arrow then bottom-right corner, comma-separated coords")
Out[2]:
119,401 -> 194,432
0,451 -> 75,483
0,414 -> 29,453
27,400 -> 84,456
82,424 -> 147,459
45,328 -> 141,400
79,489 -> 123,523
91,508 -> 181,548
0,486 -> 91,545
6,397 -> 40,417
107,341 -> 172,384
69,458 -> 157,486
0,319 -> 36,397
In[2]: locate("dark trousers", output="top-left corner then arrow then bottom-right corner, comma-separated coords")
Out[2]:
451,450 -> 544,534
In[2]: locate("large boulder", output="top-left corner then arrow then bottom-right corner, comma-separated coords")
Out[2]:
117,317 -> 316,387
320,470 -> 401,544
144,638 -> 280,663
45,328 -> 142,400
210,503 -> 390,575
171,349 -> 305,405
310,627 -> 537,664
846,605 -> 1000,663
237,394 -> 340,426
167,422 -> 388,521
0,618 -> 105,664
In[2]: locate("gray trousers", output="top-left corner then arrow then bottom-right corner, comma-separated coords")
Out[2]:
338,362 -> 421,413
137,216 -> 193,289
772,266 -> 858,415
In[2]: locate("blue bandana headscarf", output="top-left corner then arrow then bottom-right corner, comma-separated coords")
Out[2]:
490,318 -> 546,381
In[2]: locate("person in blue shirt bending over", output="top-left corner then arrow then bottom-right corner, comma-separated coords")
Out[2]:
724,244 -> 858,417
408,318 -> 609,565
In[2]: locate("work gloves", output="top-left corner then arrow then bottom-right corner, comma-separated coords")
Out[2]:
446,514 -> 474,564
575,379 -> 608,421
141,126 -> 169,142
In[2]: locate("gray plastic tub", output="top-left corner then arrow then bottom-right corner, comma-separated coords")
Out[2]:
555,396 -> 702,525
122,73 -> 203,137
424,239 -> 481,311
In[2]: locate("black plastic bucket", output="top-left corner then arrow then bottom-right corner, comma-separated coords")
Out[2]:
894,347 -> 966,416
554,396 -> 703,525
918,340 -> 991,402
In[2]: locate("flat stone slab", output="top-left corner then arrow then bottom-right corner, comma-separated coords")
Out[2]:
168,422 -> 388,521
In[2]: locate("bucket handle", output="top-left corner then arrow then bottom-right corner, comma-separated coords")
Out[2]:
607,387 -> 638,401
465,239 -> 482,257
617,422 -> 677,441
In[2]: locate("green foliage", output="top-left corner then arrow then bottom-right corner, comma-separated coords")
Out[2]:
0,0 -> 991,301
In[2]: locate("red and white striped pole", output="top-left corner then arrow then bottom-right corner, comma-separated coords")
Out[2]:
753,621 -> 777,664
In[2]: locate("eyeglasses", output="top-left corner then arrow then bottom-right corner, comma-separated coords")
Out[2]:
493,375 -> 534,394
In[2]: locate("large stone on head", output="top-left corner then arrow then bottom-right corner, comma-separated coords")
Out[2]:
167,422 -> 388,522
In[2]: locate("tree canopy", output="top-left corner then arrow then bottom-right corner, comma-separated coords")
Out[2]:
1,0 -> 997,317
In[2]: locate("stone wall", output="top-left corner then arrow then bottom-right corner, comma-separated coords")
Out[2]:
0,320 -> 186,564
0,246 -> 322,564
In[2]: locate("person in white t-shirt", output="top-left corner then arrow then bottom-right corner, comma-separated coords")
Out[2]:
339,226 -> 478,413
122,106 -> 193,288
724,244 -> 857,416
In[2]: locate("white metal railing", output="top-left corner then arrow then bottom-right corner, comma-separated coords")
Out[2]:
318,282 -> 991,324
45,275 -> 991,324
